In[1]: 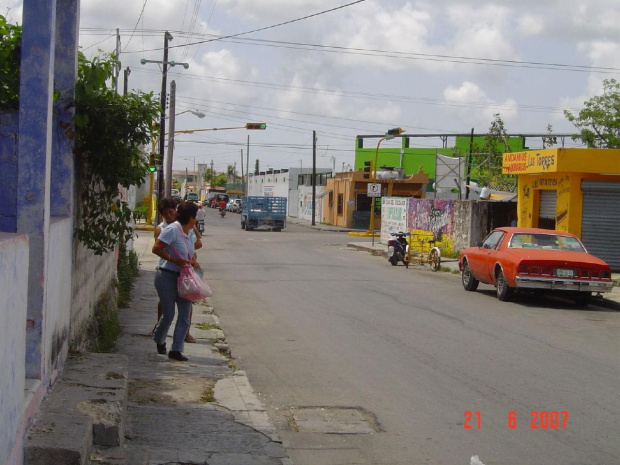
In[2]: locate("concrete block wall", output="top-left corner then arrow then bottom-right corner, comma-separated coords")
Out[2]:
70,242 -> 117,352
0,233 -> 29,465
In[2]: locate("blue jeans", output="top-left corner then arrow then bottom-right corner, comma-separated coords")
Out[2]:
153,268 -> 191,352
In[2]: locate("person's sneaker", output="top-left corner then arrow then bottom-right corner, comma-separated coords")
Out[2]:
168,351 -> 188,361
156,343 -> 167,355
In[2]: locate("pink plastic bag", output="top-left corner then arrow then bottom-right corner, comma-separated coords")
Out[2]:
177,265 -> 212,301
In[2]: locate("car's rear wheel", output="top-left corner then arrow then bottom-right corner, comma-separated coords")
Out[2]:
496,268 -> 514,301
461,260 -> 479,291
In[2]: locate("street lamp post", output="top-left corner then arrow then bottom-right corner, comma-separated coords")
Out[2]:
369,127 -> 405,246
140,30 -> 190,222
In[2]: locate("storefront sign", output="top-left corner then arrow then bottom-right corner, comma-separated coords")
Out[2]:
503,151 -> 557,174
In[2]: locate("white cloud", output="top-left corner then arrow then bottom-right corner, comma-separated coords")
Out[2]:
517,13 -> 544,36
443,81 -> 518,127
447,4 -> 516,61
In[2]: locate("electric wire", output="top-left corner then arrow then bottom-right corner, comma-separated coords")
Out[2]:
122,0 -> 149,52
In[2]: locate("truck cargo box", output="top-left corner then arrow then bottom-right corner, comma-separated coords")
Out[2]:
241,196 -> 287,231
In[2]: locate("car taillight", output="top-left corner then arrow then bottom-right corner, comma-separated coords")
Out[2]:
541,266 -> 551,276
602,271 -> 611,279
530,266 -> 540,275
518,265 -> 528,274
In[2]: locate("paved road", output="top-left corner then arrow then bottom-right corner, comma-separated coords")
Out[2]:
199,208 -> 620,465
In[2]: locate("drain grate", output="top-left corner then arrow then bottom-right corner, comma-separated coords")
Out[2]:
290,407 -> 382,434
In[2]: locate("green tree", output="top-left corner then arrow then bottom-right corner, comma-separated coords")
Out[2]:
254,159 -> 260,175
564,79 -> 620,148
470,113 -> 517,192
73,52 -> 160,254
0,17 -> 159,254
211,173 -> 227,187
0,14 -> 22,109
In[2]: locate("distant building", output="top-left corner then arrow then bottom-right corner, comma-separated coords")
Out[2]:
247,167 -> 332,218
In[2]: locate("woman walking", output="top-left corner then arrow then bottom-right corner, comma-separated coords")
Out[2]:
151,201 -> 201,361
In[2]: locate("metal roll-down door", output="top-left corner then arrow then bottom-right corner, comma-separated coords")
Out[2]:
581,181 -> 620,271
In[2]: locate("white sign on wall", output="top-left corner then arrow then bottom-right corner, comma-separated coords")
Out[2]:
367,183 -> 381,197
380,197 -> 408,244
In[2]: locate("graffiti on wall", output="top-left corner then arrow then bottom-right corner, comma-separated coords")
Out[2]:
408,199 -> 455,238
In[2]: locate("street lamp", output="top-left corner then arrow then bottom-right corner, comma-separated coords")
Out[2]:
140,31 -> 190,221
369,127 -> 405,246
175,109 -> 205,118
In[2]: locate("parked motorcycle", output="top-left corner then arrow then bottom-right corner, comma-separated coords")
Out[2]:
388,231 -> 410,267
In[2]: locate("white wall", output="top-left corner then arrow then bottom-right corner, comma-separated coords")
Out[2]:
45,218 -> 72,378
297,185 -> 325,222
0,234 -> 29,465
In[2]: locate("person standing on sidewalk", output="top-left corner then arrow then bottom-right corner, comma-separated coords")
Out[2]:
151,201 -> 201,361
153,198 -> 200,343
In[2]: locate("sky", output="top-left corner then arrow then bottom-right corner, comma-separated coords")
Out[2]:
2,0 -> 619,174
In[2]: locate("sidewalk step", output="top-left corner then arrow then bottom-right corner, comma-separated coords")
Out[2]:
86,445 -> 149,465
25,352 -> 130,465
25,412 -> 92,465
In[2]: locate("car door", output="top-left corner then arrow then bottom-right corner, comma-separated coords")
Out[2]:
480,231 -> 506,283
468,230 -> 505,283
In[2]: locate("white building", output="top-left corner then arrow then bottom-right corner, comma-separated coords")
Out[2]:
247,167 -> 332,219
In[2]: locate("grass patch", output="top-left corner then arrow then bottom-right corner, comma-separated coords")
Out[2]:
92,287 -> 121,353
200,388 -> 216,403
117,244 -> 139,308
196,322 -> 221,331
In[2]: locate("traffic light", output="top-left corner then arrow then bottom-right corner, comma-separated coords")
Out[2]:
245,122 -> 267,130
363,160 -> 373,180
148,153 -> 157,172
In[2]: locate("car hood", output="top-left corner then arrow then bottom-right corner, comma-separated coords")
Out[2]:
503,249 -> 609,267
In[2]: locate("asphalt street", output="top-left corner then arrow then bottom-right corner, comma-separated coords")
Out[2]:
199,208 -> 620,465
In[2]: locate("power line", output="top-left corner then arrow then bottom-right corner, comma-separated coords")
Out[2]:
122,0 -> 149,52
87,27 -> 620,74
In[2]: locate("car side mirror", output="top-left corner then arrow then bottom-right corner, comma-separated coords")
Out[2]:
476,241 -> 483,247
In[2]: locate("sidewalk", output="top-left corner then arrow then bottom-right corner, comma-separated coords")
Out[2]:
114,231 -> 292,464
26,232 -> 292,465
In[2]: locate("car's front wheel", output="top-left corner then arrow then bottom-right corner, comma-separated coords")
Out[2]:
496,268 -> 514,301
461,260 -> 479,291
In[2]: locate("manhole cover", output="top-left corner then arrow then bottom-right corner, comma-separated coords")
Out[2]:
290,407 -> 381,434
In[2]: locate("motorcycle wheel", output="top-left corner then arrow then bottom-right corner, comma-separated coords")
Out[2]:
389,256 -> 398,266
429,249 -> 440,272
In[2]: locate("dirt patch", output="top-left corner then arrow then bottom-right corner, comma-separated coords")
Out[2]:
129,378 -> 215,404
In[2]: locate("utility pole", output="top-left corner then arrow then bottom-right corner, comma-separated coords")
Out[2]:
114,28 -> 120,93
123,66 -> 130,95
246,135 -> 250,195
240,149 -> 244,192
312,130 -> 316,226
466,127 -> 474,200
157,31 -> 173,206
165,80 -> 176,198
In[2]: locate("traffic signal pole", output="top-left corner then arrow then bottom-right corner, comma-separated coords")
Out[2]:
369,136 -> 385,246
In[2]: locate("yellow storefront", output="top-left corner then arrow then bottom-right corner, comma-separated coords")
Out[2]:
503,148 -> 620,269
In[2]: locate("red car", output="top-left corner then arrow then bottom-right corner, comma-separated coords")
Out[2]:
459,227 -> 613,305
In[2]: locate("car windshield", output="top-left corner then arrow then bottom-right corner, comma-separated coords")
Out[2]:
508,233 -> 586,252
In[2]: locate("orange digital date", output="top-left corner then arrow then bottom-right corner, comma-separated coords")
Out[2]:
463,410 -> 569,430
